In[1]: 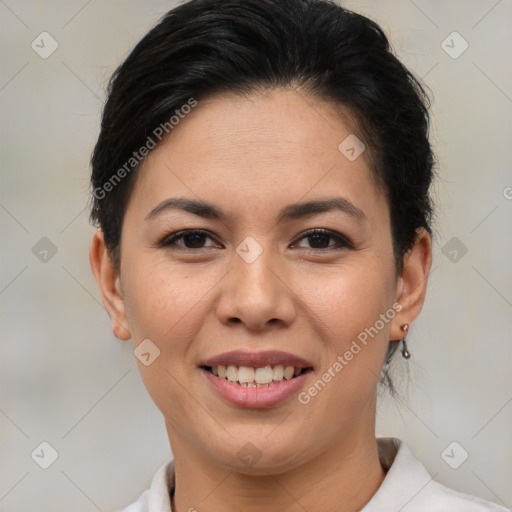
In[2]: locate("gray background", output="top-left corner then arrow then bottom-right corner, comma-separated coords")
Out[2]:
1,1 -> 511,511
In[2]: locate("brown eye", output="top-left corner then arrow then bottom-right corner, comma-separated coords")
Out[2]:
159,230 -> 221,250
306,232 -> 332,249
292,229 -> 352,251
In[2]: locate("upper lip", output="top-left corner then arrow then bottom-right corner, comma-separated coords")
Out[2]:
201,350 -> 314,369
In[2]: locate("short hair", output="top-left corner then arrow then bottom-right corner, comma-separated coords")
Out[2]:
89,0 -> 436,392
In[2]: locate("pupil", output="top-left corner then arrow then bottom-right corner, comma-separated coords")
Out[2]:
309,233 -> 330,248
184,233 -> 205,248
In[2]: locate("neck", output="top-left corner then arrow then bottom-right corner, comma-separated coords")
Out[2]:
167,424 -> 386,512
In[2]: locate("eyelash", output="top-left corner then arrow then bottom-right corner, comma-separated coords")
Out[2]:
157,228 -> 353,253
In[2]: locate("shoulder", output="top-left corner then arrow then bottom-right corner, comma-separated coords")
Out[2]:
417,479 -> 510,512
113,490 -> 150,512
365,438 -> 509,512
113,459 -> 175,512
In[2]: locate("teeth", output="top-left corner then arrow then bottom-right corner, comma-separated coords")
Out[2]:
209,364 -> 305,386
255,365 -> 273,384
284,366 -> 294,380
238,366 -> 255,383
226,365 -> 238,382
273,365 -> 284,381
217,365 -> 227,379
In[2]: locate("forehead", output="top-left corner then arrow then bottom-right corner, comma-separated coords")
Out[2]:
127,88 -> 388,228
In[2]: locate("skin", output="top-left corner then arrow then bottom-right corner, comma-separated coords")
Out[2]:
90,88 -> 432,512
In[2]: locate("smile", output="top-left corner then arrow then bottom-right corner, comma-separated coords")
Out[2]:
204,364 -> 311,387
200,350 -> 315,408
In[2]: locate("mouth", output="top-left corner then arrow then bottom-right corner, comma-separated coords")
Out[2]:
199,350 -> 314,407
202,364 -> 313,387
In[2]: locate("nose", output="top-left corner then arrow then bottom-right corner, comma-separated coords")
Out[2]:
215,248 -> 297,331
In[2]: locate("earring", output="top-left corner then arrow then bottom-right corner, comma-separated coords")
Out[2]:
400,323 -> 410,359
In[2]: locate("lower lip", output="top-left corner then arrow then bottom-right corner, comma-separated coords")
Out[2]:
202,369 -> 311,408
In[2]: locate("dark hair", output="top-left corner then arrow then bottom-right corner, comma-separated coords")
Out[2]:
89,0 -> 435,391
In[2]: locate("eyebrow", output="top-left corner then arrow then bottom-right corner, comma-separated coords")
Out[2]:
145,196 -> 367,223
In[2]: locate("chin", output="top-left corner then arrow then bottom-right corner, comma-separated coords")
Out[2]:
204,431 -> 310,476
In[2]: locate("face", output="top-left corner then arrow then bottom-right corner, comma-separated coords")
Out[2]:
91,88 -> 431,474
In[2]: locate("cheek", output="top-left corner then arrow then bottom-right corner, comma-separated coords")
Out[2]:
298,260 -> 396,402
295,267 -> 394,413
123,248 -> 396,358
303,259 -> 395,342
121,259 -> 226,418
122,257 -> 228,353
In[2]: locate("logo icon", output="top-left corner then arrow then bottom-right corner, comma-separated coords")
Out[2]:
134,339 -> 161,366
236,236 -> 263,264
442,236 -> 468,263
31,32 -> 59,59
441,31 -> 468,59
237,442 -> 263,467
441,441 -> 469,469
32,237 -> 58,263
31,441 -> 59,469
338,134 -> 366,161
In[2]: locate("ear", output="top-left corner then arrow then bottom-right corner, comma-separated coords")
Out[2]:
390,228 -> 432,340
89,229 -> 131,341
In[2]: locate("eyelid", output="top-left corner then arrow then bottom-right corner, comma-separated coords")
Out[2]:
157,228 -> 353,252
291,228 -> 354,251
157,229 -> 222,250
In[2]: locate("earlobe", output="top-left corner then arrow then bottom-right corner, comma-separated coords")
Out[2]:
390,228 -> 432,340
89,229 -> 131,341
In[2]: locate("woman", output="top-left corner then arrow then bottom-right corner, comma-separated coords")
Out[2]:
88,0 -> 508,510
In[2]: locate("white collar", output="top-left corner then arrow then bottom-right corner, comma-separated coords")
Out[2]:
125,437 -> 507,512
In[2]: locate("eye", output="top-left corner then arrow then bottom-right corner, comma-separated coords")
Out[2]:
157,228 -> 352,253
158,229 -> 221,251
291,229 -> 352,251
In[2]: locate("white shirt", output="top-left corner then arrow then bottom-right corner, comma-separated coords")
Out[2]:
116,437 -> 509,512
